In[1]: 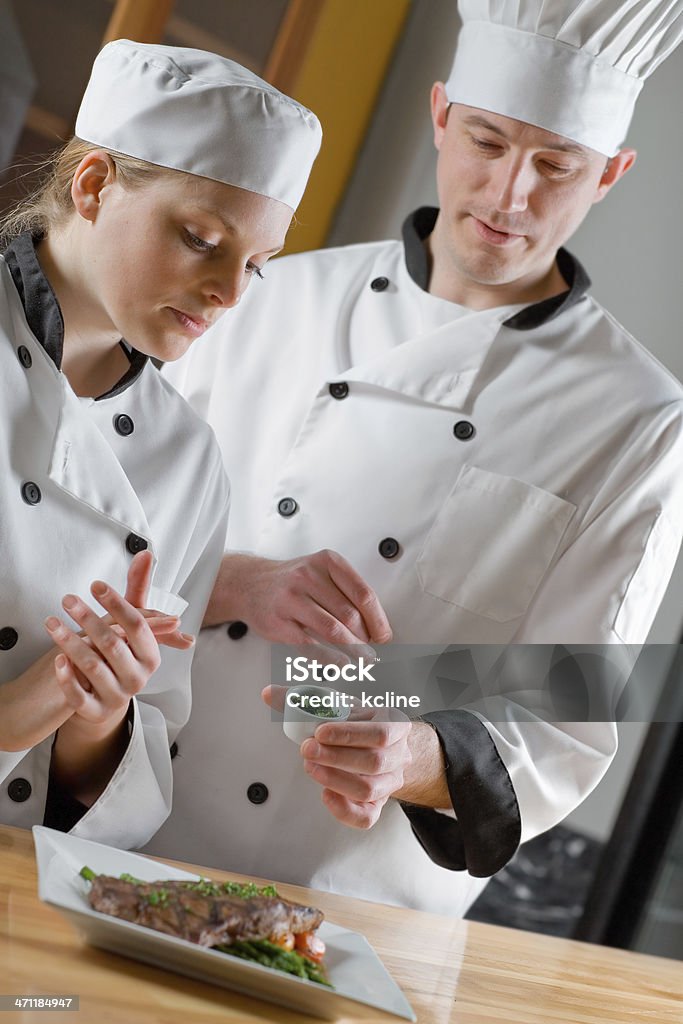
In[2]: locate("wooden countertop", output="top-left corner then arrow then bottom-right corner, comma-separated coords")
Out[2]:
1,824 -> 681,1023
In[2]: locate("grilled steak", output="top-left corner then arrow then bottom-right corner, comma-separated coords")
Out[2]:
87,876 -> 324,948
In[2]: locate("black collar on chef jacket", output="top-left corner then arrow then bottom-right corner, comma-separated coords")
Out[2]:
4,232 -> 148,400
402,206 -> 592,330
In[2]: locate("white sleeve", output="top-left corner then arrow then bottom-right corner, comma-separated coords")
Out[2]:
404,402 -> 683,874
70,447 -> 230,849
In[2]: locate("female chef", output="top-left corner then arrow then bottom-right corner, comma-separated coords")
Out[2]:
0,39 -> 321,847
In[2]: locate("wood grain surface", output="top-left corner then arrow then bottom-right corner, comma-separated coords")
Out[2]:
0,825 -> 681,1024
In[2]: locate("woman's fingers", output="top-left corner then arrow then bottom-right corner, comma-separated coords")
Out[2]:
45,569 -> 192,725
123,549 -> 154,608
88,584 -> 160,677
61,594 -> 146,687
45,615 -> 127,715
119,553 -> 194,646
148,626 -> 195,650
54,653 -> 98,716
82,611 -> 194,650
48,590 -> 157,702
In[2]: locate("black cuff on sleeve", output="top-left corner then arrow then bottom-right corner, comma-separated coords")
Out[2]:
42,701 -> 135,833
42,774 -> 89,832
400,710 -> 521,878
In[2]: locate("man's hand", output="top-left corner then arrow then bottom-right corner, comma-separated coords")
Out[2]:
205,551 -> 392,649
263,685 -> 412,828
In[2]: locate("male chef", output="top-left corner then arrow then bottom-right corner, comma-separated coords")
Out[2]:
147,1 -> 683,915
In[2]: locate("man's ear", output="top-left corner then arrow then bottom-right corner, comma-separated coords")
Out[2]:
70,151 -> 117,222
594,148 -> 637,204
430,81 -> 450,151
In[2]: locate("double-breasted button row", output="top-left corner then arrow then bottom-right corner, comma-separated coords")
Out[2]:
17,494 -> 148,558
0,627 -> 18,651
227,620 -> 249,640
8,778 -> 31,802
114,414 -> 134,436
17,345 -> 32,368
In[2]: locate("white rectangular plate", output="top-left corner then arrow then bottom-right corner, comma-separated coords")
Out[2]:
33,827 -> 416,1021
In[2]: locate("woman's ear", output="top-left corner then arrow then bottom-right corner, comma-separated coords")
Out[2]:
70,151 -> 116,222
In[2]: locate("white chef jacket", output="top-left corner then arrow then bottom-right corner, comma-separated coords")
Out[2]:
149,208 -> 683,914
0,233 -> 230,849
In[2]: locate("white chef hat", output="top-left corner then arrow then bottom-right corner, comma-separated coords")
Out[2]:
75,39 -> 322,210
446,1 -> 683,156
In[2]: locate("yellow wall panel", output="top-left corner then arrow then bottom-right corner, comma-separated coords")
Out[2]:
284,0 -> 410,254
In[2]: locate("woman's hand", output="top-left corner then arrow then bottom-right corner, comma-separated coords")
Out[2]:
48,551 -> 190,723
47,586 -> 161,726
48,551 -> 188,805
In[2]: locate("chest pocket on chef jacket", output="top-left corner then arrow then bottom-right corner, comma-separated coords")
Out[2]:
416,465 -> 575,622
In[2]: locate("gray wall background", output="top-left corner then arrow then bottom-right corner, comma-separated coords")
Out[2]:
330,0 -> 683,841
0,0 -> 36,171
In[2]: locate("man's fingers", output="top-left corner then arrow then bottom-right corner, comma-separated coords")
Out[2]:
314,718 -> 412,749
123,549 -> 154,608
305,761 -> 403,803
305,583 -> 372,644
280,589 -> 373,649
320,788 -> 384,830
300,734 -> 409,775
298,627 -> 376,664
326,552 -> 393,644
262,684 -> 286,713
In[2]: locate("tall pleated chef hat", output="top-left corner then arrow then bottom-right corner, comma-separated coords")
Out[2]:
446,1 -> 683,156
75,39 -> 322,210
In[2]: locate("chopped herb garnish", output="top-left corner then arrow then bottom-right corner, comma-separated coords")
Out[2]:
299,696 -> 341,717
119,872 -> 145,885
146,888 -> 171,906
178,878 -> 279,899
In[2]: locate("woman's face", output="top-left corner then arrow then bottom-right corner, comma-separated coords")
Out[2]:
76,158 -> 292,361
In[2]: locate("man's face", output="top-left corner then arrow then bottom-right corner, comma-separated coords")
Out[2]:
430,91 -> 632,295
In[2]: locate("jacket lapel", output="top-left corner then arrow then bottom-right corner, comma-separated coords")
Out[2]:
47,375 -> 154,552
333,306 -> 508,409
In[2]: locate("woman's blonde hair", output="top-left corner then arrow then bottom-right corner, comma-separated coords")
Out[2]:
0,137 -> 165,248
